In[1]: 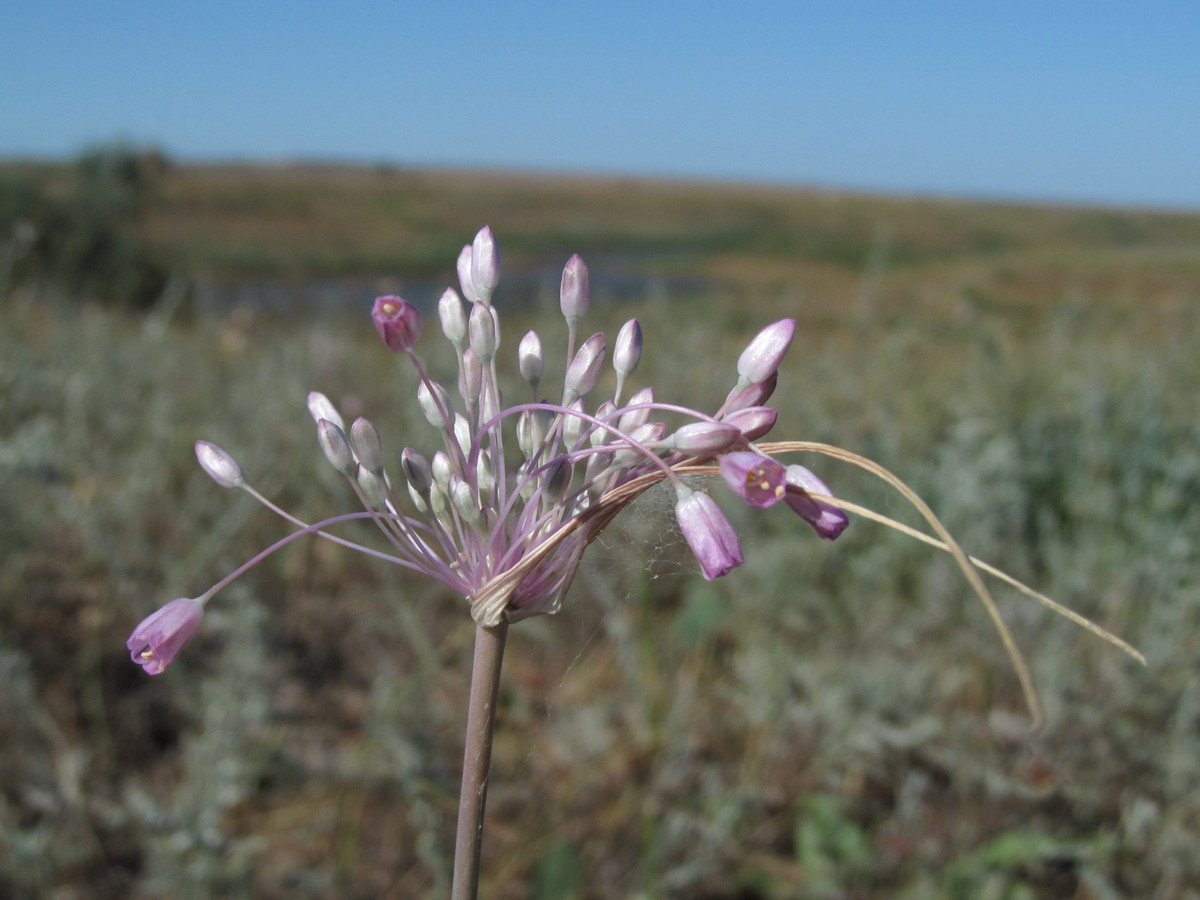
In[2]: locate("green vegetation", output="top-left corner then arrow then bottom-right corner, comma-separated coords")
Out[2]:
1,163 -> 1198,897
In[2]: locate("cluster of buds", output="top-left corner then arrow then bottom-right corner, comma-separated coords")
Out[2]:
128,226 -> 847,674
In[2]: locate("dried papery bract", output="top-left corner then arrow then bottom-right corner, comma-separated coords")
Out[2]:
130,224 -> 1142,900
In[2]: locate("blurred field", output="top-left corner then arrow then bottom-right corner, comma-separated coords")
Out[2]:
3,162 -> 1200,899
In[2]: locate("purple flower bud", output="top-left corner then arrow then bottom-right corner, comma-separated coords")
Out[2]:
459,348 -> 483,402
560,254 -> 590,320
306,391 -> 345,431
619,387 -> 655,432
438,287 -> 468,350
719,451 -> 787,508
417,379 -> 452,428
564,332 -> 606,400
372,295 -> 423,352
318,419 -> 357,477
350,417 -> 385,474
723,372 -> 778,414
519,330 -> 544,387
736,319 -> 796,384
722,405 -> 778,441
613,318 -> 642,376
457,244 -> 480,304
127,597 -> 204,675
669,421 -> 743,454
469,301 -> 498,362
194,441 -> 244,488
675,487 -> 743,580
401,447 -> 432,494
471,226 -> 500,302
785,464 -> 850,540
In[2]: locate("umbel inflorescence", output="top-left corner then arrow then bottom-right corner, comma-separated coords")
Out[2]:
127,226 -> 851,675
127,226 -> 1142,723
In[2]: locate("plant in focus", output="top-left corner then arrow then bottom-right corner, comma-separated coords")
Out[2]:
127,226 -> 1142,899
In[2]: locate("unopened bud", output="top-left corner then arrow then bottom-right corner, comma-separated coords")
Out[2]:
459,348 -> 482,403
431,451 -> 453,489
723,372 -> 778,414
402,448 -> 432,495
562,398 -> 585,448
613,319 -> 642,376
417,379 -> 452,428
519,330 -> 544,389
541,460 -> 572,504
560,254 -> 589,321
195,441 -> 245,488
317,420 -> 357,477
668,421 -> 742,454
619,387 -> 655,432
471,226 -> 500,303
469,301 -> 498,363
438,288 -> 468,350
564,332 -> 606,402
722,405 -> 777,441
736,319 -> 796,384
357,466 -> 388,509
590,400 -> 616,447
307,391 -> 345,431
350,418 -> 385,475
452,477 -> 481,524
457,244 -> 480,304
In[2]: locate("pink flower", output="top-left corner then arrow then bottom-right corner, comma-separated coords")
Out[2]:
719,451 -> 787,508
784,465 -> 850,540
127,597 -> 205,675
675,487 -> 744,580
372,295 -> 423,352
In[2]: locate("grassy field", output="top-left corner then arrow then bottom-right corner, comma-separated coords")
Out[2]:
3,163 -> 1200,898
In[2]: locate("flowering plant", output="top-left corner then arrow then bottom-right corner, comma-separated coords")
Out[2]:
127,226 -> 1141,898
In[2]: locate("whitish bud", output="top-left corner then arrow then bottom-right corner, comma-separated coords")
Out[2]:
417,379 -> 452,428
431,451 -> 453,489
452,477 -> 481,524
613,319 -> 642,376
459,348 -> 482,403
590,400 -> 616,447
471,226 -> 500,303
519,330 -> 544,388
668,421 -> 742,454
564,332 -> 606,402
563,398 -> 585,448
457,244 -> 480,304
307,391 -> 345,431
736,319 -> 796,385
476,452 -> 494,496
438,287 -> 468,350
349,418 -> 385,475
357,466 -> 388,509
469,301 -> 498,363
560,254 -> 590,320
195,441 -> 245,488
454,413 -> 472,457
619,387 -> 655,432
317,420 -> 357,477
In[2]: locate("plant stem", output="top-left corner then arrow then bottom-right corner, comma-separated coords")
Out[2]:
450,619 -> 509,900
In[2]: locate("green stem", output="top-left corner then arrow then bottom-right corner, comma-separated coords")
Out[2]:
450,620 -> 509,900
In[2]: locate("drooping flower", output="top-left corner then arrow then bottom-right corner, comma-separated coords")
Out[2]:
127,597 -> 205,675
784,464 -> 850,540
719,451 -> 788,508
674,486 -> 744,580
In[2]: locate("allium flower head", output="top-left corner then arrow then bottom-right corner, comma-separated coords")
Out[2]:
131,226 -> 850,668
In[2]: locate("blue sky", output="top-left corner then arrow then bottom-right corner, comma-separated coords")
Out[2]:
3,1 -> 1198,209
